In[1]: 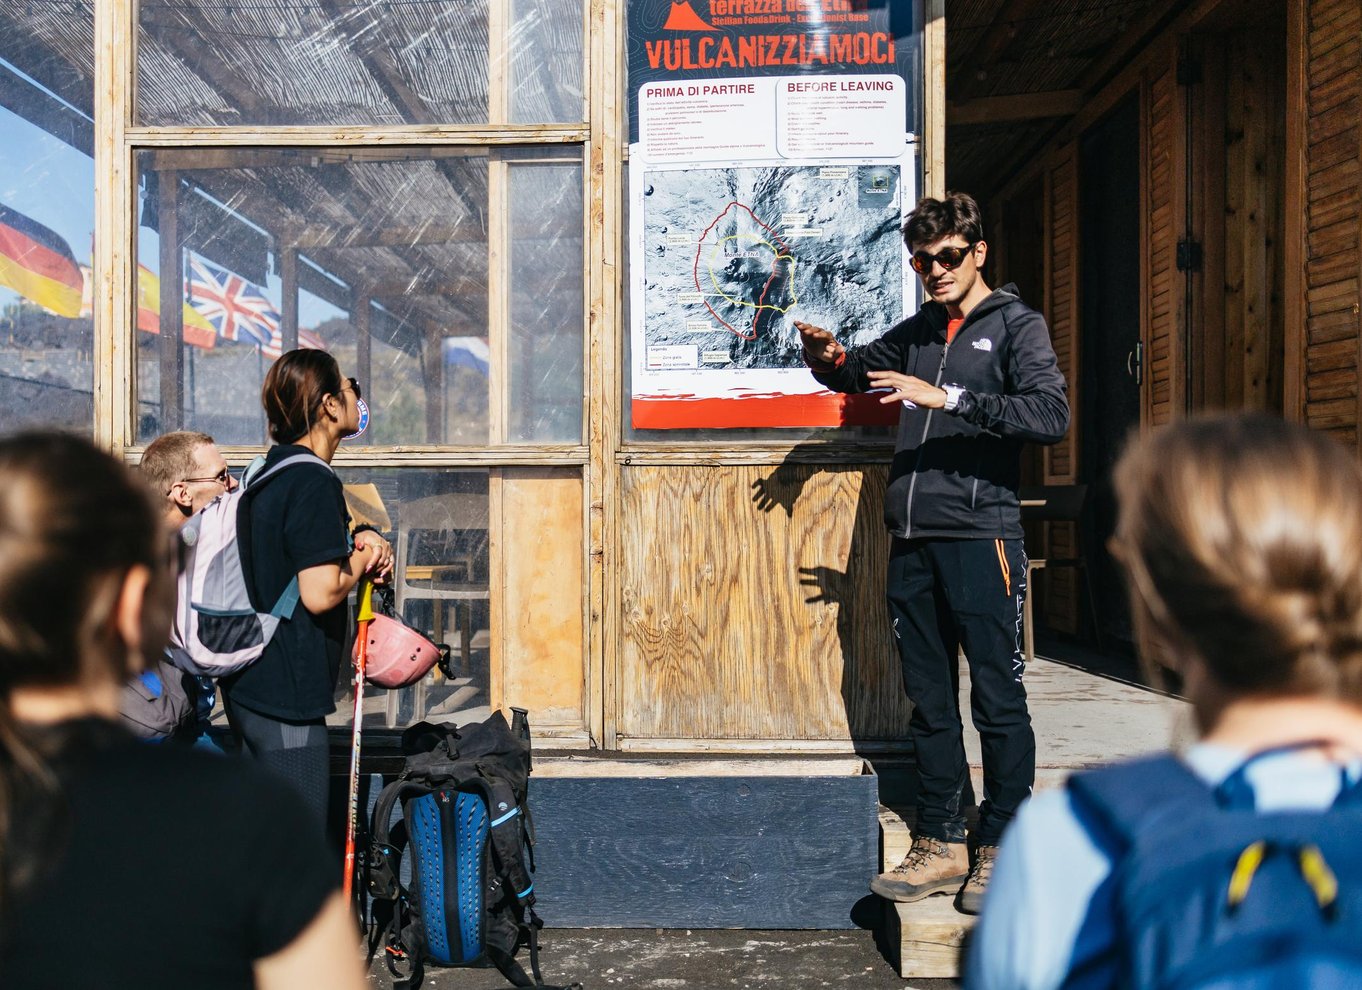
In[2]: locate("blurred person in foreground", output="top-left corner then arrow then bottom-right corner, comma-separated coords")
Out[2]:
967,413 -> 1362,989
0,432 -> 365,990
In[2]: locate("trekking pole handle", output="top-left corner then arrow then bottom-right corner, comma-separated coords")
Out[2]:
357,575 -> 375,623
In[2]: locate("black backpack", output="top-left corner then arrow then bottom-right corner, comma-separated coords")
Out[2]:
364,709 -> 581,990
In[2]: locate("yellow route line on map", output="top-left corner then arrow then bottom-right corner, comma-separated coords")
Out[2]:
705,233 -> 799,312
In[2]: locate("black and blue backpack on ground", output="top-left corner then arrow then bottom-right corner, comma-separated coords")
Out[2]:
1066,745 -> 1362,990
364,709 -> 582,990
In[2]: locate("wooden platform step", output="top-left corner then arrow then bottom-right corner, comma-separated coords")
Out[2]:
879,766 -> 1074,978
879,805 -> 974,978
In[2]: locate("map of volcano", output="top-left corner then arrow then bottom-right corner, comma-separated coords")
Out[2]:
694,201 -> 797,341
642,164 -> 904,370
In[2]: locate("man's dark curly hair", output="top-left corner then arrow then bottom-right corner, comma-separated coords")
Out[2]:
903,192 -> 984,249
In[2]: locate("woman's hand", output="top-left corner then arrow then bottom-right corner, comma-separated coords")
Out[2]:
354,531 -> 394,584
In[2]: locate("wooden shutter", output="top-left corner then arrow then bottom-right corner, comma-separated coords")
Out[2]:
1145,63 -> 1179,427
1043,145 -> 1080,484
1040,145 -> 1080,632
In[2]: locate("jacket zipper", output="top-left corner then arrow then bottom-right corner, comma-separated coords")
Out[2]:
904,338 -> 953,537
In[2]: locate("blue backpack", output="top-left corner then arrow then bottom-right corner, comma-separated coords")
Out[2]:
1065,747 -> 1362,990
364,711 -> 582,990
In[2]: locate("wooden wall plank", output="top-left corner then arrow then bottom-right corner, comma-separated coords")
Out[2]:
618,465 -> 911,743
94,0 -> 134,450
923,0 -> 946,197
1222,26 -> 1287,412
1299,0 -> 1362,444
587,0 -> 622,749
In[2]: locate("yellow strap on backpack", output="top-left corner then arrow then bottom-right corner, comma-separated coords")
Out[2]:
1297,844 -> 1339,914
1226,840 -> 1268,911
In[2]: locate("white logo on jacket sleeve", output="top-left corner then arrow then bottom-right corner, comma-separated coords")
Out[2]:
972,338 -> 993,352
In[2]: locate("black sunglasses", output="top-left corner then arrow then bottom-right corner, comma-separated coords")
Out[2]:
342,377 -> 363,401
909,242 -> 977,275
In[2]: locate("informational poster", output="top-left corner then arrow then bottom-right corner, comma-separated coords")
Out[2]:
628,0 -> 920,429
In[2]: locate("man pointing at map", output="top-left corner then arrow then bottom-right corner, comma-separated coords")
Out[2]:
795,192 -> 1069,914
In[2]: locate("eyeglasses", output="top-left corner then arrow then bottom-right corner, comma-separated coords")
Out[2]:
179,467 -> 232,487
909,242 -> 977,275
342,377 -> 363,401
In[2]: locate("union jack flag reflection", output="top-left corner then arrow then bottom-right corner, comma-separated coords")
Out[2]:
187,255 -> 324,357
187,256 -> 279,348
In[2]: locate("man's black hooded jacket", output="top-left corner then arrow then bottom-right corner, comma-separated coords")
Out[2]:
810,283 -> 1069,540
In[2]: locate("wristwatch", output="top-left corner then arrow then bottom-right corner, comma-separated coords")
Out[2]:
942,384 -> 966,412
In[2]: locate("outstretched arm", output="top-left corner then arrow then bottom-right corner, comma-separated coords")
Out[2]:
794,318 -> 912,394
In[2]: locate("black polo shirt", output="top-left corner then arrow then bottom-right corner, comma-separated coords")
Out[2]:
1,720 -> 337,988
226,444 -> 350,721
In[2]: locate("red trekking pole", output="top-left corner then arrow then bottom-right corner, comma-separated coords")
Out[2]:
343,576 -> 375,903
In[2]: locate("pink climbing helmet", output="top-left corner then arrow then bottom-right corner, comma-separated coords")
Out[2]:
355,612 -> 441,689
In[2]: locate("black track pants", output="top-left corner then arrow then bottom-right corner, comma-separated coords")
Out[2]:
886,536 -> 1034,845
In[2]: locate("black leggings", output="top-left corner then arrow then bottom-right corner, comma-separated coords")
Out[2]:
223,693 -> 329,834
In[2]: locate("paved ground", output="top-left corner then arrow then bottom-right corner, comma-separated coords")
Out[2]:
365,927 -> 959,989
362,637 -> 1184,990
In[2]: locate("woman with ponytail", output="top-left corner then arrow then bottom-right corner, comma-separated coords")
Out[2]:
222,348 -> 392,833
0,433 -> 364,990
968,413 -> 1362,989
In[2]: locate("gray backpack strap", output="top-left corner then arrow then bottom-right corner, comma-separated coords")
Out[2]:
270,576 -> 301,620
239,451 -> 335,622
244,451 -> 334,491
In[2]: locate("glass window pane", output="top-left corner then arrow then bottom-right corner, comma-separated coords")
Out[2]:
0,5 -> 94,436
135,147 -> 584,446
136,0 -> 584,127
511,0 -> 584,123
508,162 -> 583,443
195,467 -> 585,733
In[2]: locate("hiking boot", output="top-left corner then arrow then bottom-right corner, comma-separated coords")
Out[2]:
956,844 -> 999,915
870,835 -> 969,903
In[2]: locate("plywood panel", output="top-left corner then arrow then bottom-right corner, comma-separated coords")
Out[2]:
618,464 -> 911,743
497,467 -> 586,727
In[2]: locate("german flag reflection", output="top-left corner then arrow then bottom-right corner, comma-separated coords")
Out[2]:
0,203 -> 84,319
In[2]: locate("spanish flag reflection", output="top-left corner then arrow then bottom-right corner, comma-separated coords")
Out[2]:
0,204 -> 83,319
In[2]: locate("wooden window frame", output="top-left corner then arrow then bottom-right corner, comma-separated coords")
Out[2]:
92,0 -> 946,750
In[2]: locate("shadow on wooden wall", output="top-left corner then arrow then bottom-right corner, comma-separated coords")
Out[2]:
618,445 -> 913,748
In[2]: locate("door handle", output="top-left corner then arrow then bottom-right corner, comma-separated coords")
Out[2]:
1127,342 -> 1143,386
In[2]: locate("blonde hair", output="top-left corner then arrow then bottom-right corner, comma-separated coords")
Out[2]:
1112,413 -> 1362,703
140,430 -> 215,499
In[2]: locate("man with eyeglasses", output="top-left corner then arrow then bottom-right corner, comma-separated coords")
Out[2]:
133,431 -> 238,745
795,192 -> 1069,914
142,429 -> 239,526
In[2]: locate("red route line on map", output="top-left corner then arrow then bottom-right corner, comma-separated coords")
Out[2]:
692,201 -> 793,341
